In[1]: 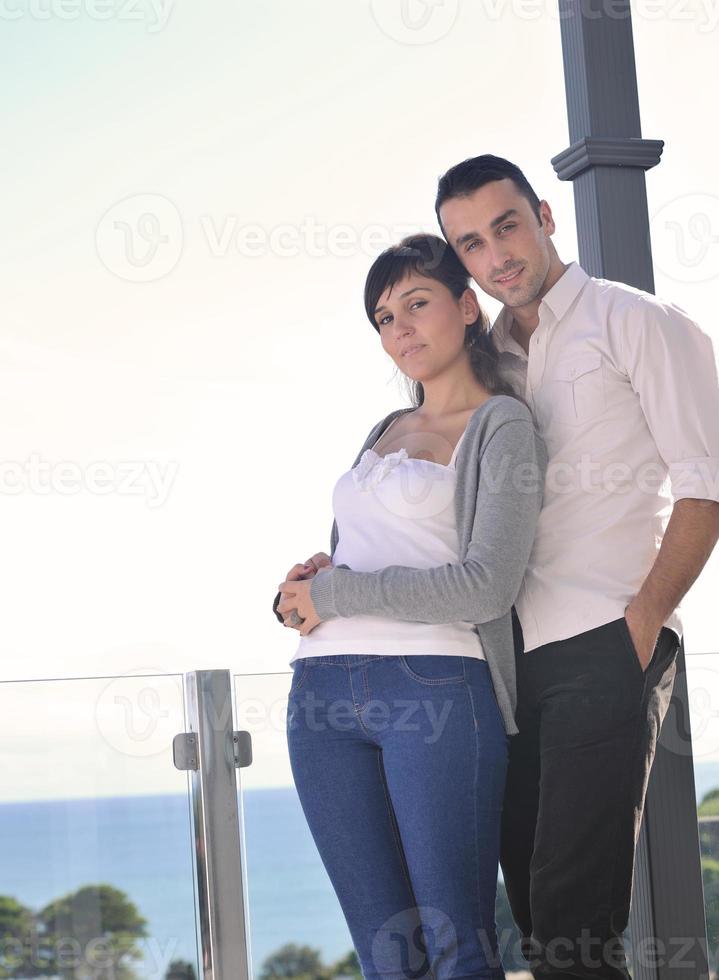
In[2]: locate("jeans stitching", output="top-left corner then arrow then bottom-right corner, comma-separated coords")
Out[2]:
398,655 -> 467,685
463,661 -> 480,734
375,750 -> 422,923
471,679 -> 482,958
289,658 -> 310,695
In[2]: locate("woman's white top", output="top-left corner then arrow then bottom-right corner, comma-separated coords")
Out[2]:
291,416 -> 486,663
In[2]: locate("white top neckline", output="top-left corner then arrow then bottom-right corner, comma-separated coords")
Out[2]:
367,415 -> 470,470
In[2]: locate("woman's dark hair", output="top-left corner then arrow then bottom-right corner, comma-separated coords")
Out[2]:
434,154 -> 542,238
363,232 -> 525,409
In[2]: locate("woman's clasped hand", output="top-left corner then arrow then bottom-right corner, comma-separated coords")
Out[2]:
276,551 -> 333,636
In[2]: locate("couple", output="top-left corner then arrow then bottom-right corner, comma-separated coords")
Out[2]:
274,154 -> 719,979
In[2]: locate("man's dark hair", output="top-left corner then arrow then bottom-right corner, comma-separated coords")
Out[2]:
434,154 -> 542,240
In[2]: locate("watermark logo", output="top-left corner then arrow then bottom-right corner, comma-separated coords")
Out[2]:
369,0 -> 459,44
96,197 -> 424,279
96,193 -> 183,283
95,668 -> 183,758
476,0 -> 719,31
651,193 -> 719,284
0,0 -> 177,32
371,906 -> 457,977
0,455 -> 179,508
684,664 -> 719,759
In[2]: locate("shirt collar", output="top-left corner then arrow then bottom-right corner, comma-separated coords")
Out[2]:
491,261 -> 589,352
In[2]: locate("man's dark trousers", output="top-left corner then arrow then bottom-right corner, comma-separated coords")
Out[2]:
500,608 -> 680,979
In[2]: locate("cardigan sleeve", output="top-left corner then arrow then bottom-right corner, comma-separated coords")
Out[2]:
310,417 -> 546,625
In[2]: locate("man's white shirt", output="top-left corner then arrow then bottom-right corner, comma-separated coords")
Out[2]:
492,260 -> 719,652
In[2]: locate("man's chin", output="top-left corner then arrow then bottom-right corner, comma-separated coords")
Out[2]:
493,280 -> 543,310
483,284 -> 532,307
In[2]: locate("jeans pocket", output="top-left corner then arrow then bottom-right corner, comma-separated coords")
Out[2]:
398,655 -> 466,685
288,658 -> 310,695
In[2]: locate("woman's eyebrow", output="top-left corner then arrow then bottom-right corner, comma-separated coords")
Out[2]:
374,286 -> 433,315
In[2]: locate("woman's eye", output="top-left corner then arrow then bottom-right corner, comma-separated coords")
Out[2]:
410,300 -> 427,311
378,314 -> 392,326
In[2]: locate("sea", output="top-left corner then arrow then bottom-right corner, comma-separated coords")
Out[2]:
2,761 -> 718,979
0,786 -> 354,979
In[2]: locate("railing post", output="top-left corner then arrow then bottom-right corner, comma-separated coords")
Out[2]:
552,0 -> 708,973
173,669 -> 253,980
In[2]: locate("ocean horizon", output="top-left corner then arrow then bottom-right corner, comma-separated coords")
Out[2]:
2,761 -> 717,978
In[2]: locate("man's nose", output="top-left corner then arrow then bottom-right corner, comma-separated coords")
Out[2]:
488,243 -> 512,273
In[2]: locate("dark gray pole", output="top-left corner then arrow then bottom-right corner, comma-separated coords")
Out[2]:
551,1 -> 709,978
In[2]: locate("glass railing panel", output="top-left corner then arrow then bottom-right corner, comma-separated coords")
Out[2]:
0,674 -> 201,980
687,651 -> 719,976
233,670 -> 358,980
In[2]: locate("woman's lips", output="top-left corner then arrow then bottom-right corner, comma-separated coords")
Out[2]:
402,345 -> 426,358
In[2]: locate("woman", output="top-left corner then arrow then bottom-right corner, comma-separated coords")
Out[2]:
275,234 -> 547,980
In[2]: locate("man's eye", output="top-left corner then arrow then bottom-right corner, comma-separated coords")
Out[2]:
466,240 -> 481,253
499,224 -> 516,234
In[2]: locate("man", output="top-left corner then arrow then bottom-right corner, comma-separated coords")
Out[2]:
435,153 -> 719,979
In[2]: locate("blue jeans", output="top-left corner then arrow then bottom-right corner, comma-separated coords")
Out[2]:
286,654 -> 509,980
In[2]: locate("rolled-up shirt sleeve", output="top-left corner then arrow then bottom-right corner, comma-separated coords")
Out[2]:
621,294 -> 719,503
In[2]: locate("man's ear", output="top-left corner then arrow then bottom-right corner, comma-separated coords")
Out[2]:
539,200 -> 556,237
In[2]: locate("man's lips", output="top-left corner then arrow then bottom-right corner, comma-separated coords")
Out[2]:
495,267 -> 524,285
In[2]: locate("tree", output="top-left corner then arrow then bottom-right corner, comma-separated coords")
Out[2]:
699,790 -> 719,819
327,949 -> 361,978
0,896 -> 36,979
259,942 -> 330,980
37,884 -> 148,980
165,959 -> 198,980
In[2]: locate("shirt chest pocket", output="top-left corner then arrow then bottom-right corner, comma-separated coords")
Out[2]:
546,351 -> 606,425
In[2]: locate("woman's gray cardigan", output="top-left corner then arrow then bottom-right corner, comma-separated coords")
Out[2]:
309,395 -> 548,736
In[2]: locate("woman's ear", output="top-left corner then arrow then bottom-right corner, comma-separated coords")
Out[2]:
461,286 -> 481,324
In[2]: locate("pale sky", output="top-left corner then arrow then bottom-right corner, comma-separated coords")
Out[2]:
1,1 -> 718,795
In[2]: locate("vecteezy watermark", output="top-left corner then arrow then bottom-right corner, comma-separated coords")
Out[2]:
0,455 -> 179,508
369,0 -> 460,44
95,193 -> 423,282
96,194 -> 184,283
0,0 -> 177,31
670,662 -> 719,759
372,906 -> 457,978
493,929 -> 714,973
95,669 -> 184,758
355,449 -> 718,523
474,0 -> 719,32
650,193 -> 719,284
0,932 -> 183,977
285,690 -> 463,745
198,214 -> 422,260
366,917 -> 716,975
